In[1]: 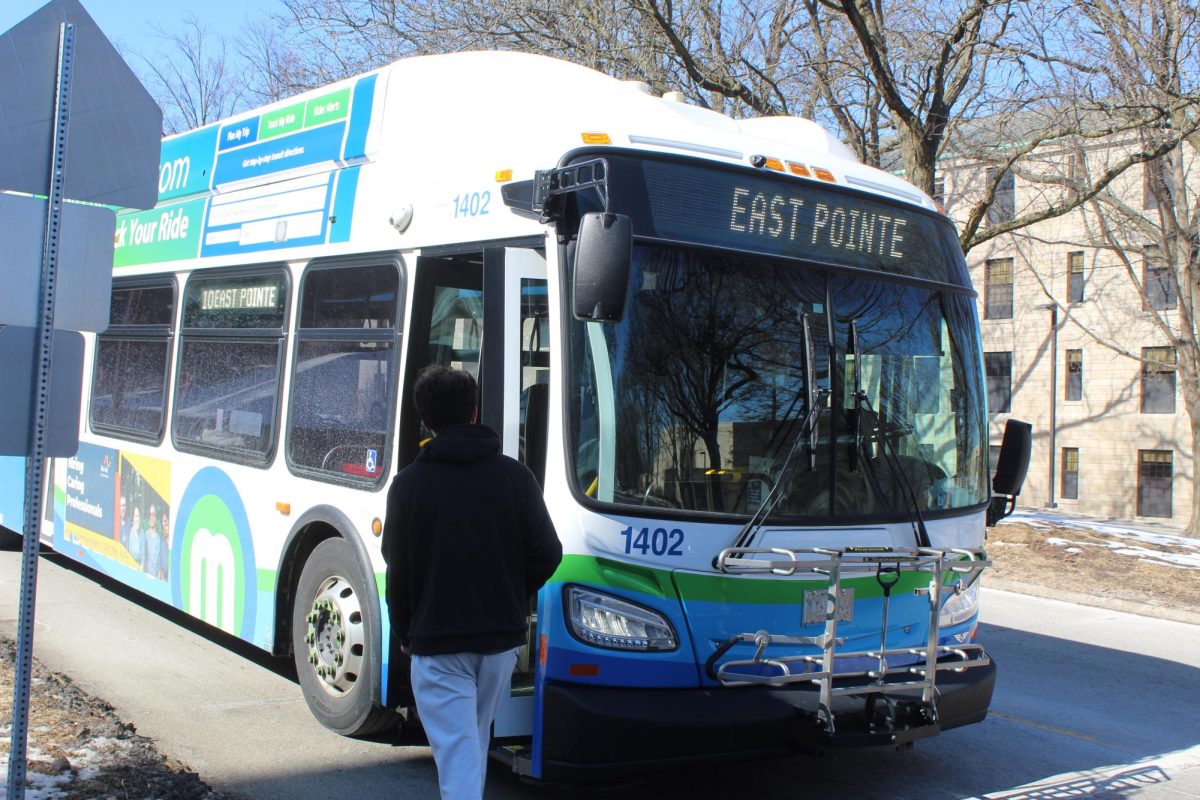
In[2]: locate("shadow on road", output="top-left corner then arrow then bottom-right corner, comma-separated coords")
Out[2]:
33,552 -> 1200,800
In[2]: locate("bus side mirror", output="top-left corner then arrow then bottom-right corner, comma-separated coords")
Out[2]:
573,212 -> 632,323
987,419 -> 1032,526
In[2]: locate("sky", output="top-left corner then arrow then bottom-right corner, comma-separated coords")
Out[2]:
0,0 -> 284,51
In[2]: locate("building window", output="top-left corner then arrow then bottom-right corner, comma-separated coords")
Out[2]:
1141,346 -> 1176,414
1137,450 -> 1173,517
1065,349 -> 1082,401
985,351 -> 1012,413
1143,248 -> 1177,310
1061,448 -> 1079,500
1067,251 -> 1084,303
986,167 -> 1016,224
985,258 -> 1014,319
989,445 -> 1002,476
1066,153 -> 1080,183
932,176 -> 946,207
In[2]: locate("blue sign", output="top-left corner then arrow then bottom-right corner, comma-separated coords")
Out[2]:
158,126 -> 220,202
219,119 -> 259,151
212,123 -> 347,187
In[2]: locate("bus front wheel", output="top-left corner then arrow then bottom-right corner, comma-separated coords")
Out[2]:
292,537 -> 395,736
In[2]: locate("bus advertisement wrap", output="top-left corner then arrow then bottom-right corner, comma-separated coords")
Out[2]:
63,443 -> 171,581
114,74 -> 376,268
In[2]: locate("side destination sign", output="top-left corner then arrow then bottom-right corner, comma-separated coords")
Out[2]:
114,75 -> 377,269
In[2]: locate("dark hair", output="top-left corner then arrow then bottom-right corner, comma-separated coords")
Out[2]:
414,365 -> 478,432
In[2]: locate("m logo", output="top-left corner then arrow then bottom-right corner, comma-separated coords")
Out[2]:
173,468 -> 257,642
188,527 -> 238,634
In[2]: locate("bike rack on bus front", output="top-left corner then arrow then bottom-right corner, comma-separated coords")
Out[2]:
706,546 -> 991,736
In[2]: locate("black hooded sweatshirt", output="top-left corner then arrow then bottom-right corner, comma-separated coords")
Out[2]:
381,423 -> 562,656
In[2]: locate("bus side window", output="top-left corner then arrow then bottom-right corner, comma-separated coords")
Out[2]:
286,262 -> 401,483
89,281 -> 175,442
172,270 -> 288,466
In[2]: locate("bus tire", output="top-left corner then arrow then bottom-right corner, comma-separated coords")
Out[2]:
292,537 -> 395,736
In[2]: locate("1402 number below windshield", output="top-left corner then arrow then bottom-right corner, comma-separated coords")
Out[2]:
567,243 -> 988,520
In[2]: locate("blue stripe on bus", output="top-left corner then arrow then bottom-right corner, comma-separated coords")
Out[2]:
328,166 -> 361,244
343,75 -> 377,161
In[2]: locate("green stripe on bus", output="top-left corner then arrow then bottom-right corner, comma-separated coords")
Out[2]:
257,568 -> 277,594
552,553 -> 956,604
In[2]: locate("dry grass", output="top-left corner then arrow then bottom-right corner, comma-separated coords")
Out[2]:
986,521 -> 1200,613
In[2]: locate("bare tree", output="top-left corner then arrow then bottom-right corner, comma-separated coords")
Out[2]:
131,14 -> 247,134
1010,0 -> 1200,531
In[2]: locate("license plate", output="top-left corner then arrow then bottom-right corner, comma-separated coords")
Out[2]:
803,587 -> 854,626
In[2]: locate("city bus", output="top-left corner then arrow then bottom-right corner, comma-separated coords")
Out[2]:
0,50 -> 1031,781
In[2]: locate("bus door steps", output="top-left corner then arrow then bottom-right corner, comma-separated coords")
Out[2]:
705,545 -> 990,735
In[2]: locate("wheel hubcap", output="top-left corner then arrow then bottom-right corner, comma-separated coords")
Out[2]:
304,574 -> 365,696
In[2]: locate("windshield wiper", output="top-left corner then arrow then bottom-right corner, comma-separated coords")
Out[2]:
849,318 -> 864,473
803,313 -> 819,471
726,314 -> 828,551
845,317 -> 930,547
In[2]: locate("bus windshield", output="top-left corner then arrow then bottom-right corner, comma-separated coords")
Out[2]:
567,243 -> 988,520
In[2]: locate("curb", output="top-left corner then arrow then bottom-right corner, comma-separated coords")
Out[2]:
984,577 -> 1200,626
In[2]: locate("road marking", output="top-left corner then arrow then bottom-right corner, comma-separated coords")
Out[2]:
988,710 -> 1105,744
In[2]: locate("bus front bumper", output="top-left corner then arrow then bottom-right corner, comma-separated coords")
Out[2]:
538,659 -> 996,783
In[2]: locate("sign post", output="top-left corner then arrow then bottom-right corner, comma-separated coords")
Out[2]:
8,21 -> 76,797
0,1 -> 161,795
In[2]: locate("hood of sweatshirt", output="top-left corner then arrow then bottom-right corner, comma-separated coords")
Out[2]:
418,423 -> 501,464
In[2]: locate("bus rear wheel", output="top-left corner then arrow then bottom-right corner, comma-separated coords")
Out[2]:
292,537 -> 395,736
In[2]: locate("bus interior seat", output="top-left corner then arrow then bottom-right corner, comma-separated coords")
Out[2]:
523,382 -> 549,487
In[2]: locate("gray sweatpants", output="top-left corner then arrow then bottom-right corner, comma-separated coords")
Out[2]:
410,647 -> 522,800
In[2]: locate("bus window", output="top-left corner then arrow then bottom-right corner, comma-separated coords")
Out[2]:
427,285 -> 483,378
518,278 -> 550,484
172,270 -> 289,465
89,281 -> 175,441
287,262 -> 402,482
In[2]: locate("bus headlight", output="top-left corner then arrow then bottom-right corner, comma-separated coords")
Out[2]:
566,586 -> 678,651
939,582 -> 980,627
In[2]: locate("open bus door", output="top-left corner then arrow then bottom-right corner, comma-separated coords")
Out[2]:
486,246 -> 549,738
396,242 -> 548,738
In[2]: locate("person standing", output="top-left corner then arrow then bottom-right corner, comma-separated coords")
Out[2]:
382,366 -> 561,800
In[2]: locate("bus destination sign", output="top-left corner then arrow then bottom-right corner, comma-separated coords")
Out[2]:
604,156 -> 969,287
184,273 -> 288,329
729,187 -> 908,262
199,285 -> 280,311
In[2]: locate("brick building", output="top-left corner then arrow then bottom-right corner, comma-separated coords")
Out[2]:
936,142 -> 1194,523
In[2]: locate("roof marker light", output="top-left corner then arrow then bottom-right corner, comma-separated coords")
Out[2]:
813,167 -> 837,182
787,162 -> 812,178
582,132 -> 612,145
763,157 -> 784,171
495,169 -> 513,182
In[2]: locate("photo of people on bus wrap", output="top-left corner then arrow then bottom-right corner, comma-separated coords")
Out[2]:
64,442 -> 171,581
119,460 -> 171,581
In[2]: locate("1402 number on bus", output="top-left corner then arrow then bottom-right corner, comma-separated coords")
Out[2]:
619,526 -> 685,556
452,191 -> 491,218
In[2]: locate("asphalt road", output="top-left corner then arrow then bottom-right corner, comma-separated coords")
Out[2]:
2,549 -> 1199,799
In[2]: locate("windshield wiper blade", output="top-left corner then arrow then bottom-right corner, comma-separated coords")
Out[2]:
849,318 -> 865,473
845,317 -> 930,547
803,313 -> 818,471
858,393 -> 932,549
726,315 -> 828,551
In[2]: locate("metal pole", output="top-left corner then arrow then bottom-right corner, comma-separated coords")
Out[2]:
1047,305 -> 1058,509
7,22 -> 74,800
